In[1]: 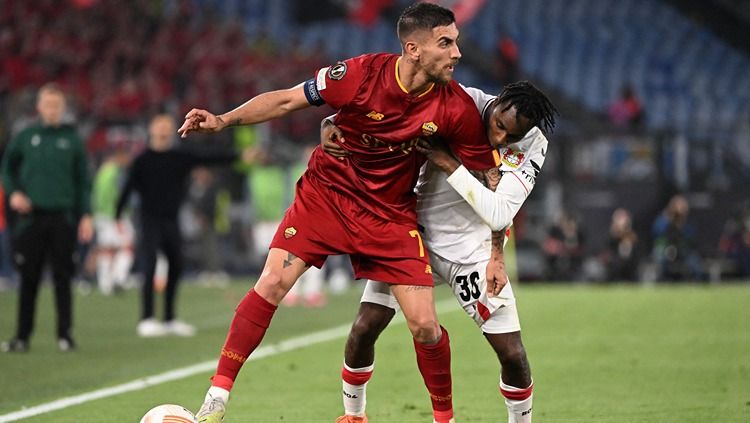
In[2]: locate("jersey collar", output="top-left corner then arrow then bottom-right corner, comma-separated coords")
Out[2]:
395,57 -> 435,98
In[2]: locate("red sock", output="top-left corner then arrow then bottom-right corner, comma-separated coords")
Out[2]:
212,289 -> 277,391
341,365 -> 374,385
500,381 -> 534,401
414,326 -> 453,422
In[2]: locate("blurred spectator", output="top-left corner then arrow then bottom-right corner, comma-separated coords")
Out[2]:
717,202 -> 750,278
496,34 -> 520,86
249,145 -> 327,307
651,194 -> 706,281
543,211 -> 585,281
185,166 -> 228,282
604,208 -> 640,281
608,84 -> 643,130
116,114 -> 246,338
91,145 -> 134,295
0,84 -> 93,353
0,183 -> 13,284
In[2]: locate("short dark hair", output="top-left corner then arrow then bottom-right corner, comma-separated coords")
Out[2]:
496,80 -> 558,134
397,2 -> 455,42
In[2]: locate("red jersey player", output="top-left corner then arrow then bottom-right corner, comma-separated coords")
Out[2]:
178,4 -> 498,422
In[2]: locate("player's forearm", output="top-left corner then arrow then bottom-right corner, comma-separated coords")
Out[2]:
432,156 -> 461,174
490,229 -> 506,266
219,86 -> 309,128
446,165 -> 525,231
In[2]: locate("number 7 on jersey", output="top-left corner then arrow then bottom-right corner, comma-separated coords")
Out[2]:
409,230 -> 425,258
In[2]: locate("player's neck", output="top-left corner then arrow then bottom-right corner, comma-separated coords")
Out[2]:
396,57 -> 435,96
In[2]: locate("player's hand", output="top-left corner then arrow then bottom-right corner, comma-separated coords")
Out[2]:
78,214 -> 94,243
178,109 -> 226,138
485,256 -> 508,297
9,191 -> 32,214
320,119 -> 349,160
415,138 -> 460,174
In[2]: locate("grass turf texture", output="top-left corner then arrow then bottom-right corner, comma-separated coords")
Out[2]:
1,281 -> 748,422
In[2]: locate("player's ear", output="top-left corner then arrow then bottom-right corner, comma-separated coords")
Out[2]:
403,40 -> 420,61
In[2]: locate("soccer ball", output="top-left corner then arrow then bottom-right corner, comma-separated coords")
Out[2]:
139,404 -> 197,423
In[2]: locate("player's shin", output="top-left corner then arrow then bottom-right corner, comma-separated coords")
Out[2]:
341,363 -> 374,417
414,326 -> 453,423
500,380 -> 533,423
212,289 -> 278,391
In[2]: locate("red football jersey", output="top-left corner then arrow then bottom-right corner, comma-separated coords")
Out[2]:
304,53 -> 497,223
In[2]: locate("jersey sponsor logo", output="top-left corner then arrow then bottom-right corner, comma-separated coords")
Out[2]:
327,62 -> 347,80
421,121 -> 438,136
284,227 -> 297,239
501,148 -> 525,168
366,110 -> 384,121
360,133 -> 420,155
316,67 -> 328,91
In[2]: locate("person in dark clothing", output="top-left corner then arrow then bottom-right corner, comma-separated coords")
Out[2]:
1,83 -> 93,353
116,114 -> 241,337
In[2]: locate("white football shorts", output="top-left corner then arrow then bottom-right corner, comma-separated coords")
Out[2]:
95,217 -> 134,248
361,251 -> 521,334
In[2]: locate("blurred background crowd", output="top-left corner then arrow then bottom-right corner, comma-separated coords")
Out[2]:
1,0 -> 749,302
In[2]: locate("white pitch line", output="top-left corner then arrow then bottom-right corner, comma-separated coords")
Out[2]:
0,298 -> 460,422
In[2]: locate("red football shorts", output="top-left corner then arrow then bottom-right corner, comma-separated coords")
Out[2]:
270,175 -> 433,286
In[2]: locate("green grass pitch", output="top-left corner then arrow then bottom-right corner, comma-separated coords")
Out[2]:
1,280 -> 748,422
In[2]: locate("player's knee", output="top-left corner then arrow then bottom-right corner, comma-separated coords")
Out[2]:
255,271 -> 290,303
499,342 -> 528,369
408,318 -> 441,343
350,306 -> 393,344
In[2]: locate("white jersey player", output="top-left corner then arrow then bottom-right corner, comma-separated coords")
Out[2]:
325,81 -> 557,423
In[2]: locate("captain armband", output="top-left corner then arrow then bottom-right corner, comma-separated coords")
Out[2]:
303,79 -> 325,107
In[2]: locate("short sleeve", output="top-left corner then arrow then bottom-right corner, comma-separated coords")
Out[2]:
311,56 -> 367,109
447,105 -> 499,171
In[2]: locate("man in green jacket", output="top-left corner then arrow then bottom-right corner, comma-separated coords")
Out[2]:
0,83 -> 93,353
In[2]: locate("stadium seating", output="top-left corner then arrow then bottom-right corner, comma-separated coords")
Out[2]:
198,0 -> 749,134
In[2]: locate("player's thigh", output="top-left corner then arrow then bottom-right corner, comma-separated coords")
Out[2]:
361,279 -> 400,311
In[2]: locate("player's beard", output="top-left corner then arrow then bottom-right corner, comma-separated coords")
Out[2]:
426,60 -> 458,85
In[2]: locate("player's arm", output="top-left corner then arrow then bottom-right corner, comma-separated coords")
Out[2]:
416,138 -> 536,231
487,229 -> 508,296
320,114 -> 350,159
178,84 -> 311,138
1,131 -> 33,214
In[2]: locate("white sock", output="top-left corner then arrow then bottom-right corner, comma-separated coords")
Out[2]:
112,249 -> 133,287
500,380 -> 533,423
97,253 -> 114,294
205,386 -> 230,403
342,363 -> 374,416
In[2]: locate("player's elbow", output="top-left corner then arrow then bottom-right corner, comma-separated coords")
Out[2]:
487,207 -> 514,231
487,218 -> 511,232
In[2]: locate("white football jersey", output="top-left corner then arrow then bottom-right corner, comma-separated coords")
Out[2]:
416,85 -> 548,264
